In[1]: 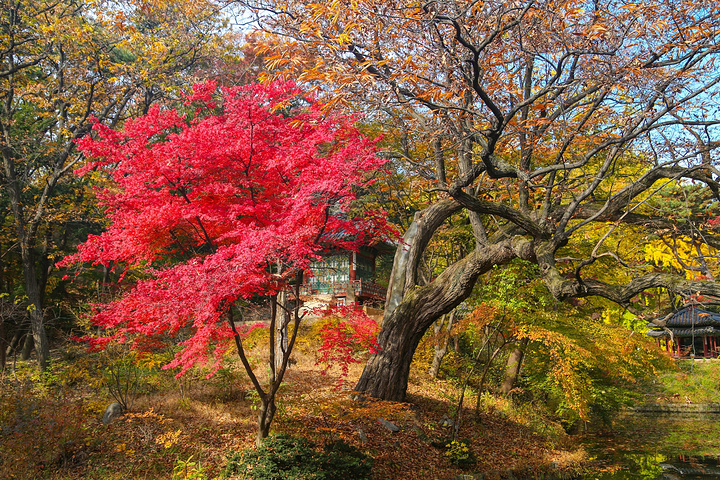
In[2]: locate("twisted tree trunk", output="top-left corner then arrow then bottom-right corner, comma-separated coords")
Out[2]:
355,241 -> 523,401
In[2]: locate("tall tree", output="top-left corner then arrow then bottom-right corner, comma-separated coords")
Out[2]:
0,0 -> 232,369
60,81 -> 386,442
245,0 -> 720,400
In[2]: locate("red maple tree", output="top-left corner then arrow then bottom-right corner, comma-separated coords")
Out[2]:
60,80 -> 386,441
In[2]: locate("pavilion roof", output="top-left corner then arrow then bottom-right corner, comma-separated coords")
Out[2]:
646,306 -> 720,338
647,326 -> 718,338
662,306 -> 720,328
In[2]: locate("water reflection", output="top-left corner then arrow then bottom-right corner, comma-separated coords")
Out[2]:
586,453 -> 720,479
660,456 -> 720,479
580,416 -> 720,479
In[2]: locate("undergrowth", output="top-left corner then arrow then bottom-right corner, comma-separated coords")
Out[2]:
0,327 -> 587,480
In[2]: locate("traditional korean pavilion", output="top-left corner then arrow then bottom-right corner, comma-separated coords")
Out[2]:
300,244 -> 389,307
647,305 -> 720,359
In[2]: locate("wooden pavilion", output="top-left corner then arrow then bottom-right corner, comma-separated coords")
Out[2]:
300,244 -> 390,307
647,306 -> 720,359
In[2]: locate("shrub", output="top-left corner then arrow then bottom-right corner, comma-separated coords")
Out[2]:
223,433 -> 372,480
0,390 -> 92,477
444,440 -> 476,468
172,455 -> 207,480
321,440 -> 374,480
101,344 -> 165,411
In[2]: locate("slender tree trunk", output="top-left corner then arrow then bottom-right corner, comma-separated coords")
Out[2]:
230,272 -> 305,445
500,338 -> 528,395
428,333 -> 449,379
275,289 -> 289,373
0,316 -> 5,370
474,344 -> 506,414
3,151 -> 51,370
6,320 -> 27,358
38,228 -> 52,306
429,310 -> 456,378
21,247 -> 50,369
21,333 -> 33,361
257,396 -> 277,445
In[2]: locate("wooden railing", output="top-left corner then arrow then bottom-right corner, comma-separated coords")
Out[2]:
300,280 -> 386,299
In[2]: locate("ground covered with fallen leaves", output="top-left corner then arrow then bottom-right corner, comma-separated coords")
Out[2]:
0,332 -> 587,480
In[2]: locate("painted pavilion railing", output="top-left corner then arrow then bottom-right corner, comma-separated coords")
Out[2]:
299,280 -> 386,300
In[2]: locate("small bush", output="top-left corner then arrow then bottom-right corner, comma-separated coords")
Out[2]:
444,440 -> 476,468
0,390 -> 93,477
172,455 -> 207,480
102,344 -> 165,411
223,433 -> 372,480
321,440 -> 374,479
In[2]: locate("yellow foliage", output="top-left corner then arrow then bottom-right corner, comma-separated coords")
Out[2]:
644,236 -> 718,279
155,429 -> 183,449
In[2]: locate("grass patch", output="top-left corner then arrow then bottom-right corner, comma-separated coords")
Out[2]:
650,360 -> 720,404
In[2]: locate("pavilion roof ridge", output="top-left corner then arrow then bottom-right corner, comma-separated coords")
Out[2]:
649,305 -> 720,329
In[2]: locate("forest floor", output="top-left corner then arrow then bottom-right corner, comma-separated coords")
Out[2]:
0,330 -> 588,480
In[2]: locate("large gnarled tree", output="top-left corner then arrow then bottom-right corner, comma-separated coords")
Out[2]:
244,0 -> 720,401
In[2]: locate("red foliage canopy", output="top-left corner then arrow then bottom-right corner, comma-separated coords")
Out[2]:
61,81 -> 386,374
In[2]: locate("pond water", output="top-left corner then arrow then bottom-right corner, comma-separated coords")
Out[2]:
580,415 -> 720,479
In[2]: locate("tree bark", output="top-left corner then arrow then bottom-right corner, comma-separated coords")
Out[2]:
20,244 -> 50,369
3,149 -> 51,370
21,332 -> 33,361
355,240 -> 523,401
500,338 -> 528,394
6,323 -> 24,358
474,343 -> 505,412
275,289 -> 289,373
230,274 -> 305,445
384,199 -> 463,319
0,316 -> 5,370
257,396 -> 277,445
0,321 -> 4,370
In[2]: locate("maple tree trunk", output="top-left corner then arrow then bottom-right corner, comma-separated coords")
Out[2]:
500,338 -> 528,395
230,277 -> 303,445
275,289 -> 289,373
257,396 -> 277,445
355,242 -> 521,401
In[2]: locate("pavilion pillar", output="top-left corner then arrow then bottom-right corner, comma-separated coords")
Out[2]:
349,252 -> 356,281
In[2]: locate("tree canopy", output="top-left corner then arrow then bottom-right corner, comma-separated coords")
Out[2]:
59,80 -> 387,440
62,80 -> 385,373
239,0 -> 720,400
0,0 -> 236,368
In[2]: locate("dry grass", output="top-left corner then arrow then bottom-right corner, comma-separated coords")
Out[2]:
0,330 -> 586,480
